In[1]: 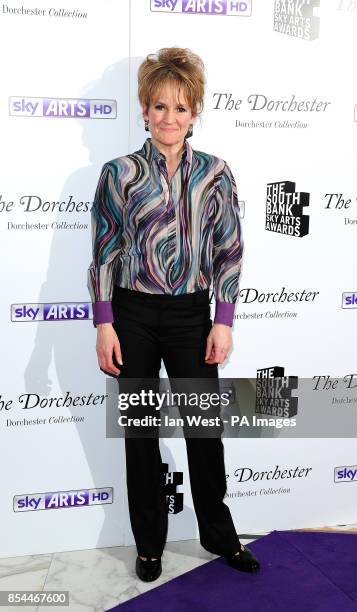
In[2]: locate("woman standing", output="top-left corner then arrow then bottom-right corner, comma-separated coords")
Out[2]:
87,47 -> 260,582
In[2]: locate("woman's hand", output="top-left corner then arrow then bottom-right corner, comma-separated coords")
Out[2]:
205,323 -> 233,365
96,323 -> 123,376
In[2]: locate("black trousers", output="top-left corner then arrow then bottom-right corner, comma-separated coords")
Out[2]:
111,284 -> 241,558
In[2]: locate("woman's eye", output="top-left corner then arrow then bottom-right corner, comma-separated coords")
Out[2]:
154,105 -> 187,112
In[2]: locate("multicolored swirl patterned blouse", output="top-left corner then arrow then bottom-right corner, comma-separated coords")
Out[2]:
87,137 -> 243,328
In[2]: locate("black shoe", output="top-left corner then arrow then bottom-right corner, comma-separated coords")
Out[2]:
226,543 -> 260,573
135,556 -> 162,582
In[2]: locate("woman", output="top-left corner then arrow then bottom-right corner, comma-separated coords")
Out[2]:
87,47 -> 260,582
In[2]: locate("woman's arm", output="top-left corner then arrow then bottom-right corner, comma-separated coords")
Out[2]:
205,161 -> 243,365
87,162 -> 124,327
212,161 -> 244,328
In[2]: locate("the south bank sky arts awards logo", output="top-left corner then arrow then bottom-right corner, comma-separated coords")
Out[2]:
162,462 -> 184,514
151,0 -> 252,16
256,366 -> 298,418
266,180 -> 310,237
274,0 -> 320,40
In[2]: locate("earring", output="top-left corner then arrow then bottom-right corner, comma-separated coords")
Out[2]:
186,123 -> 193,138
144,119 -> 150,132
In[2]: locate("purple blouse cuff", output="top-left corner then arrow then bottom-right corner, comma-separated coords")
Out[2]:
92,301 -> 114,327
213,301 -> 235,327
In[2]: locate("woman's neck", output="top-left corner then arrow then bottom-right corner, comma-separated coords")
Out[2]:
151,137 -> 185,166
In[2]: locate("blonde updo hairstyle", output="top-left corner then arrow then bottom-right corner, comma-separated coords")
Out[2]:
138,47 -> 206,123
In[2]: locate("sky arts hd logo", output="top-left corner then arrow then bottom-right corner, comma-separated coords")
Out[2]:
151,0 -> 252,16
11,302 -> 92,322
14,487 -> 113,512
334,465 -> 357,483
273,0 -> 320,40
266,180 -> 310,237
342,292 -> 357,309
9,97 -> 116,118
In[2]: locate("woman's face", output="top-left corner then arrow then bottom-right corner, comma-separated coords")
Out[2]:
142,81 -> 196,150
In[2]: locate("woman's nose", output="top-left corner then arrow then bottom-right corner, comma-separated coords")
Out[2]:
163,109 -> 175,123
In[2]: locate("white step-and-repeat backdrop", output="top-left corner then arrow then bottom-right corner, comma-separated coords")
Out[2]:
1,0 -> 356,558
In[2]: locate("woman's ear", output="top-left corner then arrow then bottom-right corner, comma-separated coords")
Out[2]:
191,110 -> 198,124
141,104 -> 149,121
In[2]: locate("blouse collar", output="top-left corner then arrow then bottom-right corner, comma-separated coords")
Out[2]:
140,137 -> 193,168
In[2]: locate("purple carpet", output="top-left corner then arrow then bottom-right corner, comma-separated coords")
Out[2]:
107,530 -> 357,611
